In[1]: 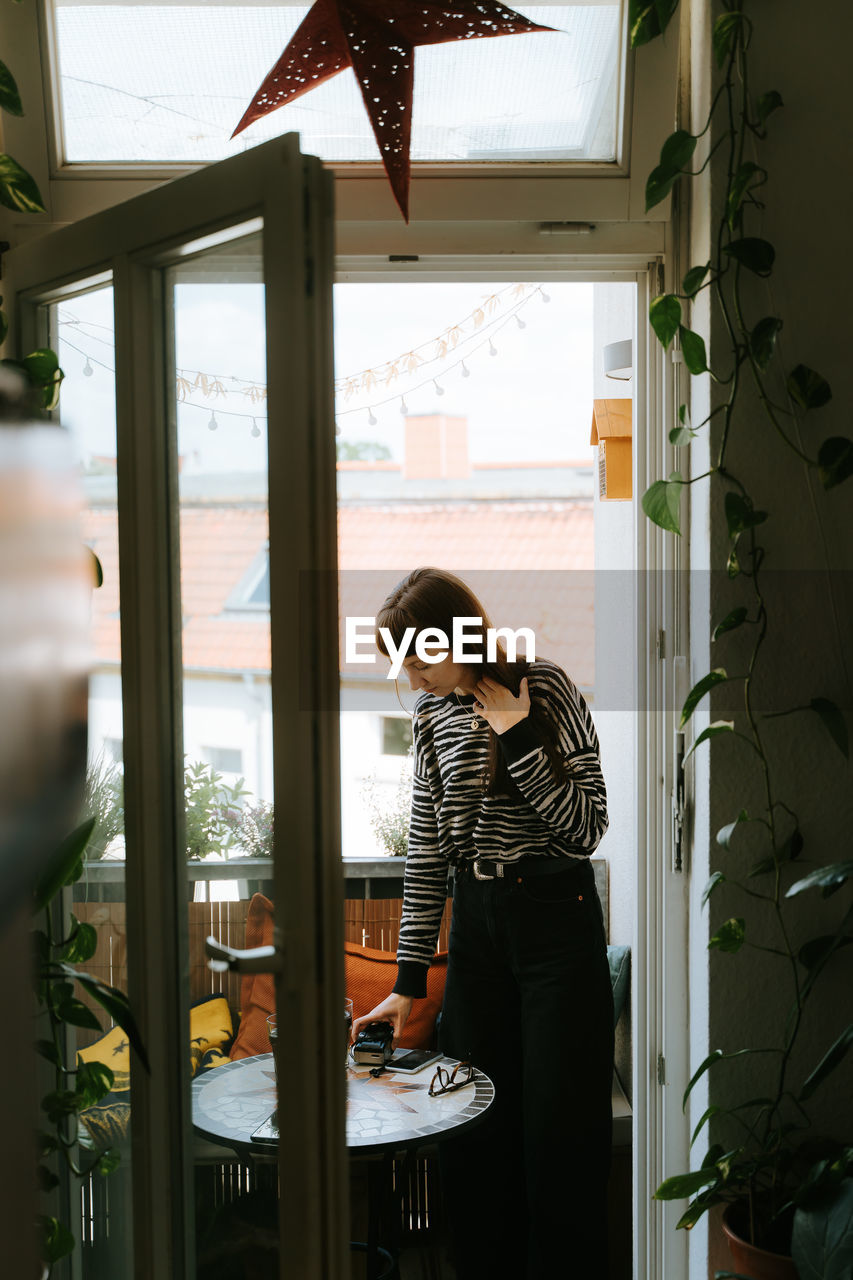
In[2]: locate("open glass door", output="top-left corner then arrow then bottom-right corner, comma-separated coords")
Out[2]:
8,135 -> 346,1280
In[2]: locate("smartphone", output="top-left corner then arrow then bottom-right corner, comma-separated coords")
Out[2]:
390,1049 -> 443,1074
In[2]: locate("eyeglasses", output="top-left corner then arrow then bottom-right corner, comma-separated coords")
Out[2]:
429,1061 -> 475,1097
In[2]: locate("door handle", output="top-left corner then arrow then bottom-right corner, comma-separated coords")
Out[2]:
205,936 -> 285,974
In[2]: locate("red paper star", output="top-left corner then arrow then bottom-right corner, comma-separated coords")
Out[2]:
232,0 -> 555,221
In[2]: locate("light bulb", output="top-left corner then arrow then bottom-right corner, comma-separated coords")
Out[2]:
515,315 -> 526,330
461,361 -> 471,378
83,357 -> 94,377
367,409 -> 378,426
489,341 -> 498,357
433,379 -> 445,396
251,418 -> 261,438
399,396 -> 408,415
540,289 -> 551,303
208,413 -> 218,431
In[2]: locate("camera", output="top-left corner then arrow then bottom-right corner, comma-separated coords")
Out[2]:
352,1019 -> 395,1065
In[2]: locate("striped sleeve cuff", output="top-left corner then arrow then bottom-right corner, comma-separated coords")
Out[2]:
497,716 -> 544,764
393,960 -> 429,999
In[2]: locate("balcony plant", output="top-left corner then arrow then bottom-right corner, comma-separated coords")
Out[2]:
81,754 -> 124,861
631,1 -> 853,1275
184,759 -> 249,861
362,747 -> 414,858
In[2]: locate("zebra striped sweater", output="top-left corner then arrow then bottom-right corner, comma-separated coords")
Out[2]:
393,657 -> 609,998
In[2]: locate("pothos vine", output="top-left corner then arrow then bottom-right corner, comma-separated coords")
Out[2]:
629,0 -> 853,1261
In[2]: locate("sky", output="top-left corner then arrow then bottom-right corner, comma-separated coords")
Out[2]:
57,278 -> 601,469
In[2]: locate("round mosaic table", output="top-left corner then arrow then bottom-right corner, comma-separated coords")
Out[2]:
192,1052 -> 494,1156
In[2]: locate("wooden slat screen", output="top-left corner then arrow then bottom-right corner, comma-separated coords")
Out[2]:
70,897 -> 452,1048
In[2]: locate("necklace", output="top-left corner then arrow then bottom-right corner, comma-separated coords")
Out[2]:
455,691 -> 483,731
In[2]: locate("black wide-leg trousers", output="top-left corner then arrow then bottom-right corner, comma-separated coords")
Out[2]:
437,857 -> 615,1280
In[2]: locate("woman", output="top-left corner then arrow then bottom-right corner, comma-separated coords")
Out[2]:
352,568 -> 614,1279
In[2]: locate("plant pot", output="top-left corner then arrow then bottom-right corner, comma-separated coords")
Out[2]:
722,1204 -> 799,1280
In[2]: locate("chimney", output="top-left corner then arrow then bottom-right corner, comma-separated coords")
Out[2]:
403,414 -> 470,479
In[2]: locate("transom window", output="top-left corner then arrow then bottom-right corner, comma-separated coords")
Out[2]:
50,1 -> 624,166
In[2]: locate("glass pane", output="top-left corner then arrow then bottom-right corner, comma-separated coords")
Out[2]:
52,1 -> 622,164
50,284 -> 134,1278
165,231 -> 278,1273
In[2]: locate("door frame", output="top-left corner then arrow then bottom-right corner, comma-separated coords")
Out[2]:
333,257 -> 690,1279
7,134 -> 347,1280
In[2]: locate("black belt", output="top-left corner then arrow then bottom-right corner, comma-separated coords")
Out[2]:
456,855 -> 587,882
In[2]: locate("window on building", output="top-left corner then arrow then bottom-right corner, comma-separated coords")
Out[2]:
203,745 -> 244,775
48,1 -> 625,167
381,717 -> 413,757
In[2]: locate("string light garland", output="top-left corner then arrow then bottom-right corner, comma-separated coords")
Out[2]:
56,281 -> 550,438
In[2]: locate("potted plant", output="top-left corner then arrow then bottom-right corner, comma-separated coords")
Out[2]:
81,754 -> 124,861
630,2 -> 853,1275
183,759 -> 250,861
224,798 -> 274,859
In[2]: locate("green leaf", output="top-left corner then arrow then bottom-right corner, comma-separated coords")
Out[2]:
800,1024 -> 853,1101
682,263 -> 710,297
35,1038 -> 60,1066
679,325 -> 707,375
702,871 -> 726,908
716,810 -> 748,848
62,917 -> 98,964
0,310 -> 7,348
749,317 -> 783,370
677,1187 -> 727,1229
690,1105 -> 722,1148
649,294 -> 682,348
725,492 -> 767,536
681,669 -> 728,727
89,547 -> 104,588
714,1272 -> 756,1279
0,153 -> 46,213
788,364 -> 832,410
58,966 -> 150,1072
748,855 -> 776,878
713,607 -> 748,641
726,545 -> 740,578
56,996 -> 103,1031
793,1176 -> 853,1280
642,473 -> 683,535
708,917 -> 746,954
661,129 -> 696,172
96,1148 -> 122,1176
629,0 -> 680,48
42,1089 -> 83,1123
756,90 -> 784,128
818,437 -> 853,490
713,11 -> 743,67
0,61 -> 23,116
76,1060 -> 114,1106
39,1215 -> 75,1265
21,348 -> 60,381
33,818 -> 96,910
727,162 -> 765,229
670,424 -> 694,446
646,164 -> 681,212
723,237 -> 775,276
654,1167 -> 720,1200
810,697 -> 849,758
685,721 -> 735,761
787,861 -> 853,899
798,935 -> 853,971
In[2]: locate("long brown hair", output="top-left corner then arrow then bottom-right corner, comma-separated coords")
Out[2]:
376,567 -> 567,798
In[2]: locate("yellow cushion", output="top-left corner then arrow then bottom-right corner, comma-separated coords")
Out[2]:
77,995 -> 234,1147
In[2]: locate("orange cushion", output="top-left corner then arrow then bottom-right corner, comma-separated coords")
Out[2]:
228,893 -> 448,1058
229,893 -> 275,1060
345,942 -> 447,1051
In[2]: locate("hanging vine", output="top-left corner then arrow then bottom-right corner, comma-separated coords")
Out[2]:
630,0 -> 853,1265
